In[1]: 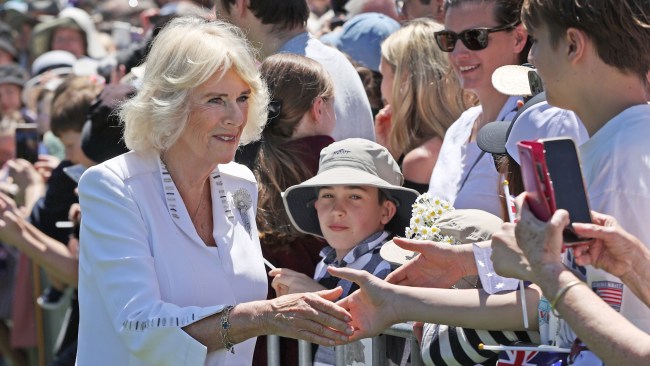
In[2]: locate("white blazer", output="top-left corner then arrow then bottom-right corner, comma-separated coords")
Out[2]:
76,150 -> 267,366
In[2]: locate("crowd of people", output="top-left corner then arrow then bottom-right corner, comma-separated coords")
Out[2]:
0,0 -> 648,366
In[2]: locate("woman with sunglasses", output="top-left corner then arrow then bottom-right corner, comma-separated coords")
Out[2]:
376,18 -> 475,194
428,0 -> 530,218
328,0 -> 542,364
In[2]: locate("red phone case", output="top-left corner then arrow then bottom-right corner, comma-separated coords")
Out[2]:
517,140 -> 556,221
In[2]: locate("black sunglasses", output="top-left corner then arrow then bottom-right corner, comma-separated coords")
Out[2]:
435,22 -> 520,52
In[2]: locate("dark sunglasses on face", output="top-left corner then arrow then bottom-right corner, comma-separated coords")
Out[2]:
434,21 -> 520,52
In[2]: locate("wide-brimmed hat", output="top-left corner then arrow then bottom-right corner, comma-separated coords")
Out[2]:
380,209 -> 503,265
282,138 -> 418,238
31,7 -> 106,59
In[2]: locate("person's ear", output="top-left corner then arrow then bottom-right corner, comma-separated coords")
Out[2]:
231,0 -> 248,18
513,23 -> 528,55
565,28 -> 587,65
381,199 -> 398,225
310,96 -> 325,124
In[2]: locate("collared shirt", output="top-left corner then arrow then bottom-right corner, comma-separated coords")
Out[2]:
314,230 -> 393,299
313,230 -> 394,366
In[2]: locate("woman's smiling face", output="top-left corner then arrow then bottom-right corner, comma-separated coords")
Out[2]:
175,68 -> 251,164
444,1 -> 523,96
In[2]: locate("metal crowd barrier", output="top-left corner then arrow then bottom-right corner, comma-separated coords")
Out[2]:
267,322 -> 424,366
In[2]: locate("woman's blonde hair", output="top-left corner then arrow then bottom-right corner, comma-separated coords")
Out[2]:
121,17 -> 269,152
381,18 -> 472,155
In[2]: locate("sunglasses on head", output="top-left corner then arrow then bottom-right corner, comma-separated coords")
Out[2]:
434,21 -> 520,52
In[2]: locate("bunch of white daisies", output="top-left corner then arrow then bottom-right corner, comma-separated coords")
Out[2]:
405,192 -> 456,243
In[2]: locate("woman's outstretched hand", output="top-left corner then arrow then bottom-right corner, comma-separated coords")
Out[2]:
263,287 -> 354,346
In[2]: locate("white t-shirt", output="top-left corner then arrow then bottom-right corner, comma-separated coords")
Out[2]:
505,101 -> 588,164
429,97 -> 520,217
580,103 -> 650,332
77,150 -> 267,366
430,97 -> 588,218
280,32 -> 375,142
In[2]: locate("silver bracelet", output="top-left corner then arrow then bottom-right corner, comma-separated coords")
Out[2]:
220,305 -> 235,354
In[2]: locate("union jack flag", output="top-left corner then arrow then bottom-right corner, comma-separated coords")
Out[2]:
497,350 -> 565,366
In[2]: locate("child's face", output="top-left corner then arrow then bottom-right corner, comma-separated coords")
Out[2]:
314,185 -> 396,260
0,83 -> 22,115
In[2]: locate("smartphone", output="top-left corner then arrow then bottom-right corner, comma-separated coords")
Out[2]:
517,140 -> 555,221
15,124 -> 39,164
62,164 -> 87,183
542,138 -> 592,245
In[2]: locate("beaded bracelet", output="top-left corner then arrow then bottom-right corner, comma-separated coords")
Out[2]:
550,280 -> 584,317
220,305 -> 235,354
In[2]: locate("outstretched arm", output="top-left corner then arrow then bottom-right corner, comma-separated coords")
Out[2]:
0,192 -> 78,285
511,201 -> 650,364
385,237 -> 479,288
330,266 -> 540,341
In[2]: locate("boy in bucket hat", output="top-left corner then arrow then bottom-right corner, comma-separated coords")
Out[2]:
271,138 -> 418,365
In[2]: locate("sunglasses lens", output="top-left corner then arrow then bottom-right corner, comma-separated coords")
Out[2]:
461,29 -> 489,50
435,31 -> 457,52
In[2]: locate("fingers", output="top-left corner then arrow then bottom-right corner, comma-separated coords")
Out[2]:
571,222 -> 617,241
327,266 -> 370,288
588,210 -> 617,226
572,244 -> 594,266
392,237 -> 434,252
272,291 -> 353,345
384,266 -> 407,284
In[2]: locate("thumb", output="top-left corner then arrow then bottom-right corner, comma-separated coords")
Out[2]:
328,266 -> 369,287
548,209 -> 571,237
314,286 -> 343,301
392,237 -> 431,252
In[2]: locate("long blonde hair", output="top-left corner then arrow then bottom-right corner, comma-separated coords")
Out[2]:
381,18 -> 473,156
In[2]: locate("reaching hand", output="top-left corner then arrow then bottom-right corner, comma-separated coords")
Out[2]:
329,267 -> 401,341
33,154 -> 61,182
515,203 -> 568,270
385,237 -> 466,288
269,268 -> 326,296
264,288 -> 353,346
491,222 -> 534,281
572,212 -> 642,278
374,104 -> 393,150
0,192 -> 26,247
7,158 -> 43,190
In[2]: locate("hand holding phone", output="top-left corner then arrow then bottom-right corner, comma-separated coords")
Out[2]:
517,137 -> 592,247
517,140 -> 555,221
